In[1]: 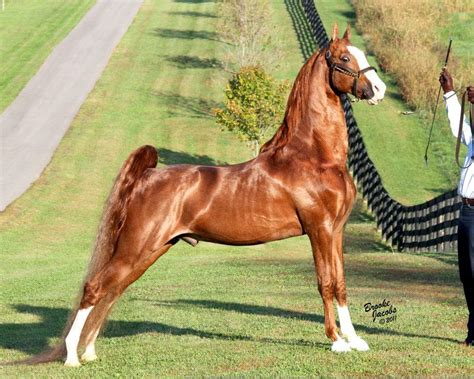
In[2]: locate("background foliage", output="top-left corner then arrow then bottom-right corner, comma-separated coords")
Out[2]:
214,66 -> 289,156
353,0 -> 473,111
216,0 -> 283,71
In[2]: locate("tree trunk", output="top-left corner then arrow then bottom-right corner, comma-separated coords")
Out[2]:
252,139 -> 259,157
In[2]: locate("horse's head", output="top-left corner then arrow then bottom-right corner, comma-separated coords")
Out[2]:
325,24 -> 386,105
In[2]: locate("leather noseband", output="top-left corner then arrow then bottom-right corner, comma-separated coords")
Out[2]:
325,49 -> 377,97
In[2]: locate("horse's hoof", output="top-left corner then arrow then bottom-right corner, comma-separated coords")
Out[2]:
331,338 -> 351,353
348,336 -> 370,351
81,351 -> 98,362
64,359 -> 81,367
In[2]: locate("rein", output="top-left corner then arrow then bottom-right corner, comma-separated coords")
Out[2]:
455,89 -> 474,169
325,49 -> 377,97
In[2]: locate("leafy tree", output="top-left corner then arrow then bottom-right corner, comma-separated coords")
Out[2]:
214,66 -> 289,156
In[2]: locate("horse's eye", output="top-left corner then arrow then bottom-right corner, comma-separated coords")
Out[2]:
342,56 -> 350,63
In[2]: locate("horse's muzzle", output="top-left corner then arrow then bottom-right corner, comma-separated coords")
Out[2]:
361,86 -> 375,101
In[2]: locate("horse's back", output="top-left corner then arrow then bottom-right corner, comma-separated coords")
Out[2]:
132,161 -> 303,245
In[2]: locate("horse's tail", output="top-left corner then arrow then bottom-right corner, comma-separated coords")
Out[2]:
11,145 -> 158,365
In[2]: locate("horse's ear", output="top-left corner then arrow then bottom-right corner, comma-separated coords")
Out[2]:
331,23 -> 339,41
343,24 -> 351,40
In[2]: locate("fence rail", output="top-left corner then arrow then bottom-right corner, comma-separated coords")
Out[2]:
294,0 -> 461,252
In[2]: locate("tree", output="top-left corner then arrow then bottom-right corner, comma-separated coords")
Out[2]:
217,0 -> 283,71
214,66 -> 289,157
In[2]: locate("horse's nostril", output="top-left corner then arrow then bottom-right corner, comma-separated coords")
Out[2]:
374,85 -> 380,92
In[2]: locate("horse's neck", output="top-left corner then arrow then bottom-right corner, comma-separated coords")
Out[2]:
286,57 -> 348,164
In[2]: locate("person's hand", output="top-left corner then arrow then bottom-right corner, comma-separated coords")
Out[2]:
439,68 -> 454,93
468,86 -> 474,104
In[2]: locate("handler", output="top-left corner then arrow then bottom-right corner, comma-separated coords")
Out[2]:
439,68 -> 474,346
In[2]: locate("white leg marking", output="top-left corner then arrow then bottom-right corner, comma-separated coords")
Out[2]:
337,305 -> 369,351
64,306 -> 94,367
81,298 -> 114,362
81,327 -> 100,362
331,335 -> 351,353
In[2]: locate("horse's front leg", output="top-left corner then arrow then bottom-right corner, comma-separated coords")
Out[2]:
307,225 -> 351,352
333,230 -> 369,351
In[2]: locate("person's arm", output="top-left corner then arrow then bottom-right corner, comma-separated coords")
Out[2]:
439,69 -> 471,145
444,91 -> 471,144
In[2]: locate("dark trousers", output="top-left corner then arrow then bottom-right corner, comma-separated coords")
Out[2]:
457,205 -> 474,339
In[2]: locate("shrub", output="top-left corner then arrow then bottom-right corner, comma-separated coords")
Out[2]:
214,66 -> 290,156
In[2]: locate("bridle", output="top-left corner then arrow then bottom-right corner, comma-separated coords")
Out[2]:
325,48 -> 377,97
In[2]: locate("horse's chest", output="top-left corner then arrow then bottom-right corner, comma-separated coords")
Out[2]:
306,166 -> 355,206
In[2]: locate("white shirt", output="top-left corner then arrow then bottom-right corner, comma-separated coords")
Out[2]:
444,90 -> 473,198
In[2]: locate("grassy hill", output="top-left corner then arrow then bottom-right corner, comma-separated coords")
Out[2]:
0,0 -> 95,112
1,0 -> 472,376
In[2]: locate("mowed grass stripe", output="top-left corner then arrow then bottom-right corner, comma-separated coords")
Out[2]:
0,0 -> 96,112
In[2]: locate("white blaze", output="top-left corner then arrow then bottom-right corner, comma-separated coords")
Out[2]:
347,45 -> 386,104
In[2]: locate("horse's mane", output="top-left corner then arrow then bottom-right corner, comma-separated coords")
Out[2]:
260,50 -> 322,153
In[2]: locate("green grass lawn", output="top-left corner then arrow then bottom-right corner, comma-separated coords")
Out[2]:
1,0 -> 473,376
0,0 -> 96,112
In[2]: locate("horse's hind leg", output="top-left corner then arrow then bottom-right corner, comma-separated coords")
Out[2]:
81,242 -> 173,361
80,292 -> 118,362
64,307 -> 94,366
65,242 -> 173,366
333,230 -> 369,351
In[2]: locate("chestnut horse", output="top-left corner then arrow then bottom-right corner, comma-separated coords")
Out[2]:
29,24 -> 386,366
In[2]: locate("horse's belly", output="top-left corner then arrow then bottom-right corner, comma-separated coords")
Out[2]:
190,209 -> 303,246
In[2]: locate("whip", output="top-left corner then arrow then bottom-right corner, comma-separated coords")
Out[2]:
424,38 -> 452,165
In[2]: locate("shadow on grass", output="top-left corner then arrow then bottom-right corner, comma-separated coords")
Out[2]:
284,0 -> 317,61
386,89 -> 405,103
164,55 -> 223,70
337,9 -> 356,24
345,232 -> 391,253
425,187 -> 456,196
168,11 -> 217,18
152,91 -> 220,119
162,299 -> 460,344
3,294 -> 461,359
348,257 -> 458,289
153,28 -> 219,42
1,304 -> 326,358
158,148 -> 225,166
405,250 -> 458,267
348,197 -> 376,224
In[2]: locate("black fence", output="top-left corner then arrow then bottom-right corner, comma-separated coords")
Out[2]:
287,0 -> 461,252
